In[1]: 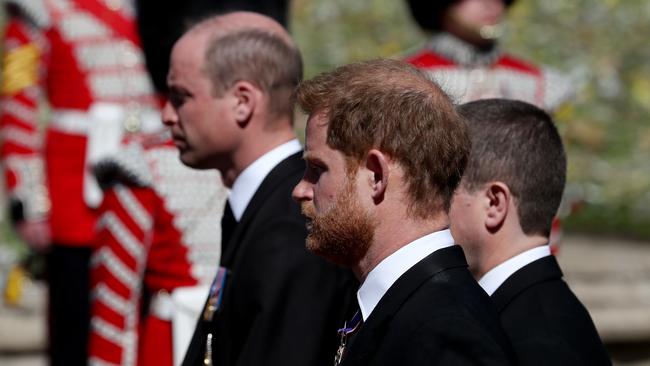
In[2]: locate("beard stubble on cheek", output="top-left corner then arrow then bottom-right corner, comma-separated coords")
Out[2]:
301,183 -> 375,268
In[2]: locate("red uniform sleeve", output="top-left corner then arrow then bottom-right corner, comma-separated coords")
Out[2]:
88,184 -> 157,366
0,15 -> 50,221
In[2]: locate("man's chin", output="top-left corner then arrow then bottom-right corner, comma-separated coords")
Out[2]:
179,153 -> 212,170
305,236 -> 358,268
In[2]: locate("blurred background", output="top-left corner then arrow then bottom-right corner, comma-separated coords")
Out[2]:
1,0 -> 649,365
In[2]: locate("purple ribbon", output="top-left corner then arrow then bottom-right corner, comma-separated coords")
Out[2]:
338,311 -> 362,336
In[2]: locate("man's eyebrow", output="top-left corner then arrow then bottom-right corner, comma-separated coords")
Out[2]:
167,83 -> 181,91
302,152 -> 324,165
168,84 -> 191,95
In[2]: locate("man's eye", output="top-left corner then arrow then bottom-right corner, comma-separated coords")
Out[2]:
309,162 -> 323,173
305,162 -> 324,181
168,92 -> 186,108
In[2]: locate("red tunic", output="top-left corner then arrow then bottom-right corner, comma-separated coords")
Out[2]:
88,135 -> 227,366
405,33 -> 572,111
406,33 -> 572,249
0,0 -> 159,245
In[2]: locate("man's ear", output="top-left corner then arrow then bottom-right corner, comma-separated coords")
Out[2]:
230,81 -> 258,126
484,182 -> 510,232
365,149 -> 389,202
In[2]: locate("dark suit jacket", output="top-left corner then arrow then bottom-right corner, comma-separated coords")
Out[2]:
182,152 -> 357,366
492,255 -> 611,366
341,245 -> 515,366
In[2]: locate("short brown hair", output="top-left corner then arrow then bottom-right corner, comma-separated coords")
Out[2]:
296,58 -> 470,217
457,99 -> 566,237
202,28 -> 303,121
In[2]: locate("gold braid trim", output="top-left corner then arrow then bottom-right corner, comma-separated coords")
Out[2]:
1,43 -> 40,96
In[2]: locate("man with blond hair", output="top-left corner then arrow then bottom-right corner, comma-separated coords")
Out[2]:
292,59 -> 515,366
163,12 -> 356,366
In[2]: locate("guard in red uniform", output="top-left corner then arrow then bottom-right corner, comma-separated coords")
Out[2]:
405,0 -> 573,111
88,133 -> 226,366
405,0 -> 573,249
0,0 -> 159,364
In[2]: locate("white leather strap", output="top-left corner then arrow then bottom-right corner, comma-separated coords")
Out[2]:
49,103 -> 162,135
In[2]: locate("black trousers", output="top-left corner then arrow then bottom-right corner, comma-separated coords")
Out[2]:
47,245 -> 91,366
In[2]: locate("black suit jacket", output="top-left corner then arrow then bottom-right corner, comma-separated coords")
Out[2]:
341,245 -> 515,366
492,255 -> 611,365
182,152 -> 357,366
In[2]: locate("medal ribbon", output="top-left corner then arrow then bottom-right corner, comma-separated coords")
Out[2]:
203,267 -> 228,321
337,311 -> 362,336
203,267 -> 229,366
334,311 -> 362,366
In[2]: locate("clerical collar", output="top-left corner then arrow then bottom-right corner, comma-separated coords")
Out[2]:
356,229 -> 456,321
228,139 -> 301,221
426,33 -> 501,67
479,245 -> 551,296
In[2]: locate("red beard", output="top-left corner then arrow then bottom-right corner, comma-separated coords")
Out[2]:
301,179 -> 375,267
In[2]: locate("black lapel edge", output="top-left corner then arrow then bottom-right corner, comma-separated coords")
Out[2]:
221,151 -> 303,263
491,255 -> 563,312
346,245 -> 468,363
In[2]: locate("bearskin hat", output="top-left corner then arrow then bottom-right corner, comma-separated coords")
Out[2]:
406,0 -> 516,32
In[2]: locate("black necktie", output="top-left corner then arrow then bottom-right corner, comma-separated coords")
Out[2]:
221,202 -> 237,253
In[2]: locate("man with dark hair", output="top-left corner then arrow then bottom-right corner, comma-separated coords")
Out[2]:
162,12 -> 356,366
293,59 -> 514,366
452,98 -> 610,365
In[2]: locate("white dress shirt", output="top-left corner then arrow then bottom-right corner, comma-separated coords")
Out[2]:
228,139 -> 302,221
356,229 -> 456,321
478,245 -> 551,296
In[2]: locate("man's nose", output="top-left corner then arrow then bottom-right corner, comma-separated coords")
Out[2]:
161,101 -> 178,127
292,179 -> 312,203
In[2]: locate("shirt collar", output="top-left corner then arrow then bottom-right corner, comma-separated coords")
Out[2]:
356,229 -> 456,321
426,33 -> 501,67
479,245 -> 551,296
228,139 -> 302,221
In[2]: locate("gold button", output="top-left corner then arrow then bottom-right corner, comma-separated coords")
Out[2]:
124,114 -> 141,133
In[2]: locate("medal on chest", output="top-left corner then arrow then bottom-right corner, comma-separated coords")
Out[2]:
202,267 -> 228,365
334,311 -> 362,366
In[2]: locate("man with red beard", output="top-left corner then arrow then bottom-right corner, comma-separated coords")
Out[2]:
293,58 -> 515,366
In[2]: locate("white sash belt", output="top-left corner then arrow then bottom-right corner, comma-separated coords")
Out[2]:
149,285 -> 211,366
51,103 -> 162,208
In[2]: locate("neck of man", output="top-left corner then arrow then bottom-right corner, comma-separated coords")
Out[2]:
221,117 -> 296,187
353,211 -> 450,281
472,222 -> 550,279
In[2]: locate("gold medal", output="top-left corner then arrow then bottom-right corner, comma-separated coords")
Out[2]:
204,333 -> 213,365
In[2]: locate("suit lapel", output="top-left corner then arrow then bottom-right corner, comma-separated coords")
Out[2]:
344,245 -> 468,364
186,152 -> 303,366
491,255 -> 563,312
220,152 -> 304,266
